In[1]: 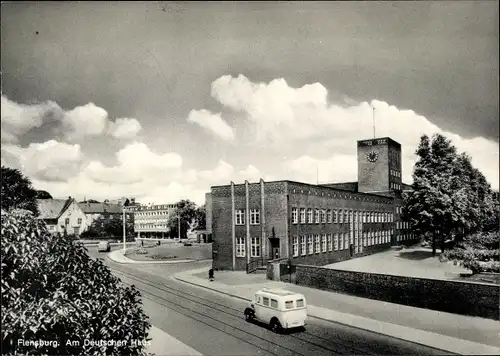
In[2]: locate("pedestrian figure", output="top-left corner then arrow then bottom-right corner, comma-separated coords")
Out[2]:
208,268 -> 214,282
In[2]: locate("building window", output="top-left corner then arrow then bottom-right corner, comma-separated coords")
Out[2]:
235,209 -> 245,225
327,210 -> 332,223
300,208 -> 306,223
308,235 -> 314,254
333,210 -> 338,223
344,232 -> 349,249
307,209 -> 313,223
339,210 -> 343,223
77,218 -> 82,225
65,218 -> 69,225
321,234 -> 327,252
292,236 -> 299,257
344,210 -> 349,223
320,210 -> 326,223
250,209 -> 260,225
250,237 -> 260,257
338,233 -> 343,250
315,234 -> 320,253
292,207 -> 298,224
334,233 -> 339,250
327,233 -> 333,251
301,236 -> 307,256
315,209 -> 320,224
236,237 -> 245,257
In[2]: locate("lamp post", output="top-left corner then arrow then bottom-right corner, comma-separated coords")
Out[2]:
178,215 -> 181,240
123,206 -> 127,254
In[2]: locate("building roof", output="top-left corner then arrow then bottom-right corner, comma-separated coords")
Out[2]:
37,198 -> 73,220
212,180 -> 395,200
78,202 -> 123,214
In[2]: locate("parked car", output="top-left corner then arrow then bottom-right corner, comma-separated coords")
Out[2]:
183,240 -> 192,246
244,288 -> 307,333
97,241 -> 111,252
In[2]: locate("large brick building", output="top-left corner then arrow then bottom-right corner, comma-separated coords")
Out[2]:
207,137 -> 418,271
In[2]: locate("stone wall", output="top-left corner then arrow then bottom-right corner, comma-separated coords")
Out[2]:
286,264 -> 499,320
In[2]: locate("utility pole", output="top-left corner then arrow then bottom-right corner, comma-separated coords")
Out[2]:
122,207 -> 126,254
178,215 -> 181,240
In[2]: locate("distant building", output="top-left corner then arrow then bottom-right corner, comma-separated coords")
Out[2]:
78,201 -> 133,227
37,197 -> 89,236
134,203 -> 177,239
207,136 -> 417,271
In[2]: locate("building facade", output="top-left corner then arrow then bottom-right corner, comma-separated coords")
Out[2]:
37,197 -> 89,236
134,203 -> 177,238
208,137 -> 418,271
78,201 -> 132,227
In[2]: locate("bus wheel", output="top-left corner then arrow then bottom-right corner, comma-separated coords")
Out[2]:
270,319 -> 282,334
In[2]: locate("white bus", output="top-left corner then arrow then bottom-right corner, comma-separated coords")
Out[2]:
244,288 -> 307,333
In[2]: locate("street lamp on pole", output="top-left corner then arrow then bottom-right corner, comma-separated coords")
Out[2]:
123,206 -> 127,254
178,215 -> 181,240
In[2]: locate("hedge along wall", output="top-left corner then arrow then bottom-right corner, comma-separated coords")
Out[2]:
290,264 -> 499,320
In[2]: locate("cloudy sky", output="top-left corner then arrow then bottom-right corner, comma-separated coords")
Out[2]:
1,1 -> 498,205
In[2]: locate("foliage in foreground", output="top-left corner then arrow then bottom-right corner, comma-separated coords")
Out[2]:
1,209 -> 151,355
442,231 -> 500,274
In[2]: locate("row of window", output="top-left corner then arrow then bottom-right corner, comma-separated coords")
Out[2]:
391,183 -> 402,190
63,218 -> 83,225
291,208 -> 393,225
292,231 -> 392,257
390,169 -> 401,178
135,211 -> 170,217
235,209 -> 260,225
135,218 -> 169,223
235,237 -> 261,257
396,221 -> 410,229
135,224 -> 168,229
397,233 -> 415,241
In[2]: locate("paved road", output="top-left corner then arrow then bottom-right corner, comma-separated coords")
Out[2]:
87,249 -> 451,356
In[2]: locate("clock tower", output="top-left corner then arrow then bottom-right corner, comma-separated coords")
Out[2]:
357,137 -> 402,194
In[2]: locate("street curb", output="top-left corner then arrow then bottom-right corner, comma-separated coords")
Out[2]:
107,250 -> 212,265
174,275 -> 251,303
173,272 -> 500,355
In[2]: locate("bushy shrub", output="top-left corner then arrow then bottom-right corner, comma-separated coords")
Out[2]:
1,209 -> 151,356
464,231 -> 499,250
443,248 -> 466,261
479,261 -> 500,273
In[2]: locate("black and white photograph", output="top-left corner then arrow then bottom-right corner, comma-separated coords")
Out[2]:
1,1 -> 499,355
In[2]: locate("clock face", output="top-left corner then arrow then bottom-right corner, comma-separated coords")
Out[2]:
366,150 -> 379,163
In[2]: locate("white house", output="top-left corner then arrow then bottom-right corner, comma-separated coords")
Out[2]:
37,197 -> 89,236
78,201 -> 126,227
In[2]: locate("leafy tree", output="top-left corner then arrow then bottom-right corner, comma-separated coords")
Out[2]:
167,200 -> 197,239
195,204 -> 206,230
35,190 -> 53,199
403,134 -> 497,256
1,209 -> 150,355
1,166 -> 39,216
81,214 -> 134,239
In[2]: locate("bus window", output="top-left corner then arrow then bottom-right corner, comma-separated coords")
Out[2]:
262,297 -> 269,306
285,300 -> 294,309
296,299 -> 304,308
270,299 -> 278,308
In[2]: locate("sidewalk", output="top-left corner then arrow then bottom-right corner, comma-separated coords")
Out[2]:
174,267 -> 500,355
108,249 -> 207,265
147,325 -> 202,355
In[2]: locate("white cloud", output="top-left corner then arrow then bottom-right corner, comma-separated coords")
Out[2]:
62,103 -> 108,140
84,142 -> 183,184
1,95 -> 61,144
284,154 -> 357,185
208,74 -> 499,190
187,109 -> 235,141
107,118 -> 142,139
2,140 -> 84,182
0,95 -> 142,142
